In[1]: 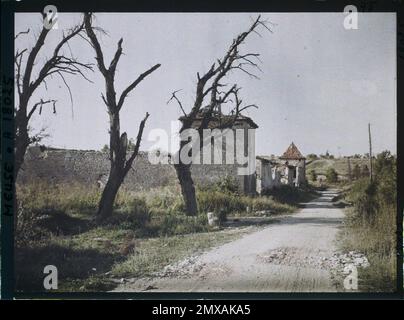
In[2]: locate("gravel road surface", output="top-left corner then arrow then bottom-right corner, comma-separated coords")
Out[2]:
116,189 -> 347,292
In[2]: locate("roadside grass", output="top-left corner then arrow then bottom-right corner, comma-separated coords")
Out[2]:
16,223 -> 253,292
110,228 -> 251,280
197,190 -> 295,217
263,184 -> 318,206
338,205 -> 396,292
337,153 -> 396,292
15,179 -> 297,292
16,181 -> 299,244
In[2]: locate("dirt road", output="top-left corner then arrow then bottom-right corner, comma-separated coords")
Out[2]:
116,189 -> 346,292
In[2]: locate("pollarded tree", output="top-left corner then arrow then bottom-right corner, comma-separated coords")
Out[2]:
168,16 -> 273,215
84,13 -> 161,221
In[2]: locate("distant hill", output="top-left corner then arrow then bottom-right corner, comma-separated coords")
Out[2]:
306,158 -> 370,177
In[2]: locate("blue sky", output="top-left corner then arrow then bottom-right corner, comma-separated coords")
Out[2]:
15,12 -> 396,156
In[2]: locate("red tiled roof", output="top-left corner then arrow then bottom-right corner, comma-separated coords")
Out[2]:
280,142 -> 305,160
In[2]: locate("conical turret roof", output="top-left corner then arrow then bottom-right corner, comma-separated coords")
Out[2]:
280,142 -> 305,160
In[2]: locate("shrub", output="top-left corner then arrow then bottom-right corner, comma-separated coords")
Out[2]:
264,185 -> 314,205
352,164 -> 361,180
309,170 -> 317,182
341,151 -> 397,291
107,197 -> 150,229
197,189 -> 295,216
197,190 -> 245,214
325,168 -> 338,183
215,175 -> 240,194
348,178 -> 378,224
247,196 -> 293,214
362,164 -> 370,178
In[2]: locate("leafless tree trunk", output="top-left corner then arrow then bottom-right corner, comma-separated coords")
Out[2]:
168,16 -> 271,215
14,15 -> 93,228
84,13 -> 161,221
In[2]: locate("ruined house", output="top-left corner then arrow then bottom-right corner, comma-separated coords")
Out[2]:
179,108 -> 258,195
256,142 -> 306,194
21,114 -> 309,197
20,111 -> 259,195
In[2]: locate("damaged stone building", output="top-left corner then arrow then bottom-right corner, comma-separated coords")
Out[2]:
20,112 -> 307,196
256,142 -> 306,194
179,108 -> 259,195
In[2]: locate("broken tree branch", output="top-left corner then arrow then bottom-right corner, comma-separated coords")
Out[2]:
28,99 -> 57,120
117,63 -> 161,110
167,89 -> 187,117
15,28 -> 30,40
124,112 -> 150,174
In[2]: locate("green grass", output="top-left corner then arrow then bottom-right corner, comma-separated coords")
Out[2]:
338,169 -> 396,292
307,158 -> 369,176
262,184 -> 318,205
16,223 -> 253,292
197,190 -> 295,216
15,180 -> 296,292
338,206 -> 396,292
111,228 -> 250,280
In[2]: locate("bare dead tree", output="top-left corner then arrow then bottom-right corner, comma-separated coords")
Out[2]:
84,13 -> 161,221
15,15 -> 93,179
168,15 -> 271,215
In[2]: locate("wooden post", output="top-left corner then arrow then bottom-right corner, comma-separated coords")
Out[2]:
368,123 -> 373,181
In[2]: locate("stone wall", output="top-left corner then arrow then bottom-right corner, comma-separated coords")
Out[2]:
18,147 -> 249,192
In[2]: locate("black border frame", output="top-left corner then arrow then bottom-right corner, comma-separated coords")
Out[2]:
1,0 -> 403,300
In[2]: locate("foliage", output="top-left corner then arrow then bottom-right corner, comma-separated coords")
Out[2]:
341,151 -> 396,291
16,179 -> 298,245
306,154 -> 318,160
197,190 -> 293,217
263,185 -> 317,205
325,167 -> 338,183
362,164 -> 370,178
215,175 -> 240,194
308,170 -> 317,182
352,164 -> 361,180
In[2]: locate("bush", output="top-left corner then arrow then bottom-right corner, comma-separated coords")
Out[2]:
352,164 -> 361,180
264,185 -> 315,205
247,196 -> 293,214
362,164 -> 370,178
325,168 -> 338,183
215,175 -> 240,194
309,170 -> 317,182
197,190 -> 245,214
197,188 -> 295,217
197,175 -> 240,195
106,197 -> 150,229
347,178 -> 378,224
341,151 -> 397,291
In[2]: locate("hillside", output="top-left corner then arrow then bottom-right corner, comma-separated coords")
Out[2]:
306,158 -> 370,177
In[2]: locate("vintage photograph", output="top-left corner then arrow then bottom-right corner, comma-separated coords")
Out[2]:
13,11 -> 396,293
